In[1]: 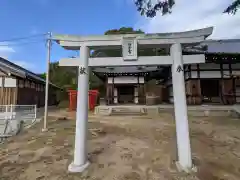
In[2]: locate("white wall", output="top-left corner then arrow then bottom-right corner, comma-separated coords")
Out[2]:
108,76 -> 144,84
4,77 -> 16,87
190,71 -> 221,78
114,88 -> 118,104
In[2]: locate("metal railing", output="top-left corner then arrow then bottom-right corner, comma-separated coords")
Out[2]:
0,105 -> 37,138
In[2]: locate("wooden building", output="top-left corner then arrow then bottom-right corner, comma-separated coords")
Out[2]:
93,39 -> 240,106
0,57 -> 61,107
92,66 -> 165,105
180,39 -> 240,105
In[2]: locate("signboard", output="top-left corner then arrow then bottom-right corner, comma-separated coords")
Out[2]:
122,38 -> 137,61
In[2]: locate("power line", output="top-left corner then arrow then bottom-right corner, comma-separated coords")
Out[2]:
0,33 -> 47,43
0,39 -> 46,47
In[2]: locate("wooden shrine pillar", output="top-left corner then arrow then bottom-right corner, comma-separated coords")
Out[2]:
185,80 -> 202,105
138,83 -> 146,104
221,79 -> 235,105
106,84 -> 114,105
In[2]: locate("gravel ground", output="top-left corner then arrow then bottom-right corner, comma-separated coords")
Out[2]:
0,111 -> 240,180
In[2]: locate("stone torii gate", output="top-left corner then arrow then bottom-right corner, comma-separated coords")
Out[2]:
54,27 -> 213,173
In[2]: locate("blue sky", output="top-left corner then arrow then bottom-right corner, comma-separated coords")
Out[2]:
1,0 -> 240,74
0,0 -> 140,73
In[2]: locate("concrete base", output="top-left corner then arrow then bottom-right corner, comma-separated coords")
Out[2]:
94,104 -> 233,116
41,128 -> 48,132
68,161 -> 90,173
175,161 -> 197,173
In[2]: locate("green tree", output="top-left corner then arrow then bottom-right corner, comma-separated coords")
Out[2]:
134,0 -> 240,17
39,73 -> 46,79
105,27 -> 144,35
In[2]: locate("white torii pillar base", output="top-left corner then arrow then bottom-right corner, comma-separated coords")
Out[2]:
171,43 -> 192,171
68,46 -> 90,173
68,161 -> 90,173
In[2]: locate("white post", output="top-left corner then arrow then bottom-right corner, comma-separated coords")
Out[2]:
68,45 -> 90,173
42,32 -> 52,132
10,104 -> 13,120
171,43 -> 192,170
34,104 -> 37,122
5,105 -> 8,121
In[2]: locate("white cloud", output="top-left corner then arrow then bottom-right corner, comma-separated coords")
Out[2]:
135,0 -> 240,39
0,45 -> 15,59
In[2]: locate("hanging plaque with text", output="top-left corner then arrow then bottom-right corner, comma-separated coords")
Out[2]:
122,37 -> 137,61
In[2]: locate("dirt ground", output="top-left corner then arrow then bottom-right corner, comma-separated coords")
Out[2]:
1,111 -> 240,180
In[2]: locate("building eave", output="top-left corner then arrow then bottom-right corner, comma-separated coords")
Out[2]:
0,57 -> 61,89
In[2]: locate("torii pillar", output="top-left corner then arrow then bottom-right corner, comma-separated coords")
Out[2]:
171,43 -> 192,169
68,46 -> 90,172
55,27 -> 213,173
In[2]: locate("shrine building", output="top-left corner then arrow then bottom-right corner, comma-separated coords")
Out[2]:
91,39 -> 240,105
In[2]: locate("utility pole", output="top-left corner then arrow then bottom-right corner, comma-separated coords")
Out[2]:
42,32 -> 52,132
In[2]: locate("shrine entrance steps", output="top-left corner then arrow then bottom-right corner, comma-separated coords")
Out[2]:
94,104 -> 235,117
94,105 -> 148,116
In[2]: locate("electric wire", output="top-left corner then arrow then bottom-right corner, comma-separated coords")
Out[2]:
0,33 -> 47,43
0,40 -> 46,46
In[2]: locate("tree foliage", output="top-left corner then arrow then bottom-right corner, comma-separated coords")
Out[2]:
224,0 -> 240,14
135,0 -> 175,17
104,27 -> 144,35
134,0 -> 240,17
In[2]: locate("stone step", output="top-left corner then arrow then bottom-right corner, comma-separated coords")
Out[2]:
94,107 -> 112,115
231,105 -> 240,118
111,107 -> 146,116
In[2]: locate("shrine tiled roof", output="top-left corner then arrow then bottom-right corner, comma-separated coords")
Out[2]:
184,39 -> 240,54
203,39 -> 240,53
